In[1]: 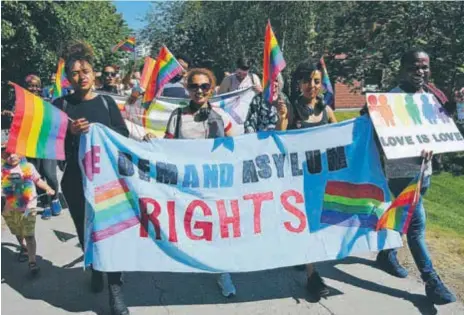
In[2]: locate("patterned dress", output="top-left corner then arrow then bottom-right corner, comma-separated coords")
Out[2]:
244,93 -> 290,133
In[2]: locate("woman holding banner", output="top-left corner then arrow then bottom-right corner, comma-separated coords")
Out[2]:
164,68 -> 236,297
288,59 -> 337,299
53,41 -> 130,315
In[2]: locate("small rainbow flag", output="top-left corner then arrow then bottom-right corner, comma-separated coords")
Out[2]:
142,45 -> 184,108
320,57 -> 334,108
6,82 -> 68,160
140,56 -> 156,90
376,169 -> 424,233
92,179 -> 138,242
111,36 -> 136,53
321,181 -> 385,228
263,20 -> 286,103
52,58 -> 71,100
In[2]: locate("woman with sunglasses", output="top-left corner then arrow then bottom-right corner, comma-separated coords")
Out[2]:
53,41 -> 130,315
164,68 -> 236,297
287,59 -> 337,299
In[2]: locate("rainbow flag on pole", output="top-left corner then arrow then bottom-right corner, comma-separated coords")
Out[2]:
111,36 -> 136,53
6,82 -> 68,160
142,45 -> 184,108
320,57 -> 334,108
321,181 -> 385,228
52,58 -> 71,100
92,179 -> 138,242
140,56 -> 157,90
376,167 -> 424,233
263,20 -> 286,103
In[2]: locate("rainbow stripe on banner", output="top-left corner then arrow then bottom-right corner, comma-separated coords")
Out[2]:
111,37 -> 136,53
376,173 -> 422,233
320,57 -> 334,107
263,20 -> 286,103
92,179 -> 139,242
7,82 -> 68,160
321,181 -> 385,228
142,45 -> 184,108
52,58 -> 71,100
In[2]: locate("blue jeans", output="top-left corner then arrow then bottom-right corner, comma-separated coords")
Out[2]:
386,177 -> 437,282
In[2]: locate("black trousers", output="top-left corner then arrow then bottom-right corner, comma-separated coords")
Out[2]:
28,158 -> 59,204
62,167 -> 122,285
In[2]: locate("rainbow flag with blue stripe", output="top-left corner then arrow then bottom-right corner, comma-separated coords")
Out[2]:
111,37 -> 136,53
263,20 -> 286,103
320,57 -> 334,107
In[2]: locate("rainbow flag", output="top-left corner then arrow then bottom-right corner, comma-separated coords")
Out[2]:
263,20 -> 286,103
142,45 -> 184,108
111,36 -> 136,53
6,82 -> 68,160
140,56 -> 156,90
321,181 -> 385,228
376,171 -> 423,233
92,179 -> 138,242
320,57 -> 334,108
52,58 -> 71,100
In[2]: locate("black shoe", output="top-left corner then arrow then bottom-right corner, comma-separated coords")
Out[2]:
307,271 -> 330,298
425,276 -> 457,305
109,283 -> 130,315
376,250 -> 408,278
91,269 -> 104,293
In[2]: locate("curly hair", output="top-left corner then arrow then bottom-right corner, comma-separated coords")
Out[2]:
186,68 -> 217,91
62,40 -> 95,75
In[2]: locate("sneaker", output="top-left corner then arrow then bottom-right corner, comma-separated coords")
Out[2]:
91,269 -> 104,293
217,273 -> 236,298
376,250 -> 408,278
28,262 -> 40,277
109,283 -> 130,315
425,276 -> 456,305
41,207 -> 52,220
51,199 -> 62,216
307,271 -> 330,298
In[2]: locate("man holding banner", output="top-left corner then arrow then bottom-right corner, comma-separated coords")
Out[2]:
368,49 -> 456,305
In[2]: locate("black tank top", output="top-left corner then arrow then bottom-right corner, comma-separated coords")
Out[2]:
290,108 -> 329,129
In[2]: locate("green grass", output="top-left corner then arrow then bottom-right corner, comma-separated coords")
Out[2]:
423,172 -> 464,236
335,110 -> 359,122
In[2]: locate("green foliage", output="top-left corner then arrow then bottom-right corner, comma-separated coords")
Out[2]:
1,1 -> 129,107
142,2 -> 464,94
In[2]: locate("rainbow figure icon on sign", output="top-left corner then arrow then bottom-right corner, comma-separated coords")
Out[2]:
404,95 -> 422,125
433,98 -> 451,124
420,94 -> 438,124
377,94 -> 396,127
392,94 -> 411,126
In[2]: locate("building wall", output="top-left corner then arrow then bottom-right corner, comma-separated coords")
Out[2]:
334,81 -> 365,109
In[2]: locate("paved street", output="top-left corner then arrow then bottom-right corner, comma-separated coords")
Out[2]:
2,210 -> 464,315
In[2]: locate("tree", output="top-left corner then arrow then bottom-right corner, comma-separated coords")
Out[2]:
1,1 -> 129,108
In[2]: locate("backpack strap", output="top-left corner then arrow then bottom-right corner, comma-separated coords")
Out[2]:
249,72 -> 256,86
174,107 -> 182,139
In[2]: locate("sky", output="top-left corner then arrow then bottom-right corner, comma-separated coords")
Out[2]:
113,1 -> 152,31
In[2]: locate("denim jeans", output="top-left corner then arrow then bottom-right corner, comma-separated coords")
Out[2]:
384,177 -> 437,282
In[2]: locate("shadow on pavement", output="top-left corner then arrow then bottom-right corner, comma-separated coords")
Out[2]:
2,243 -> 437,315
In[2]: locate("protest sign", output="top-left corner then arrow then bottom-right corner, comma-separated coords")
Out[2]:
80,116 -> 402,273
366,93 -> 464,159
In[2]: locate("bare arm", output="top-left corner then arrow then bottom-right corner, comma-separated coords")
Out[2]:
327,107 -> 337,123
36,179 -> 55,195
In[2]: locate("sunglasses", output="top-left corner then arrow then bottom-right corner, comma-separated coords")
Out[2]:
103,72 -> 116,78
187,83 -> 211,91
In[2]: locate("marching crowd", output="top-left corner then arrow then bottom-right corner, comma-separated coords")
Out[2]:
2,39 -> 462,315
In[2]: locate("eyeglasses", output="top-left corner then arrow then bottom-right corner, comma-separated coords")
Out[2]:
187,83 -> 211,91
103,72 -> 116,78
